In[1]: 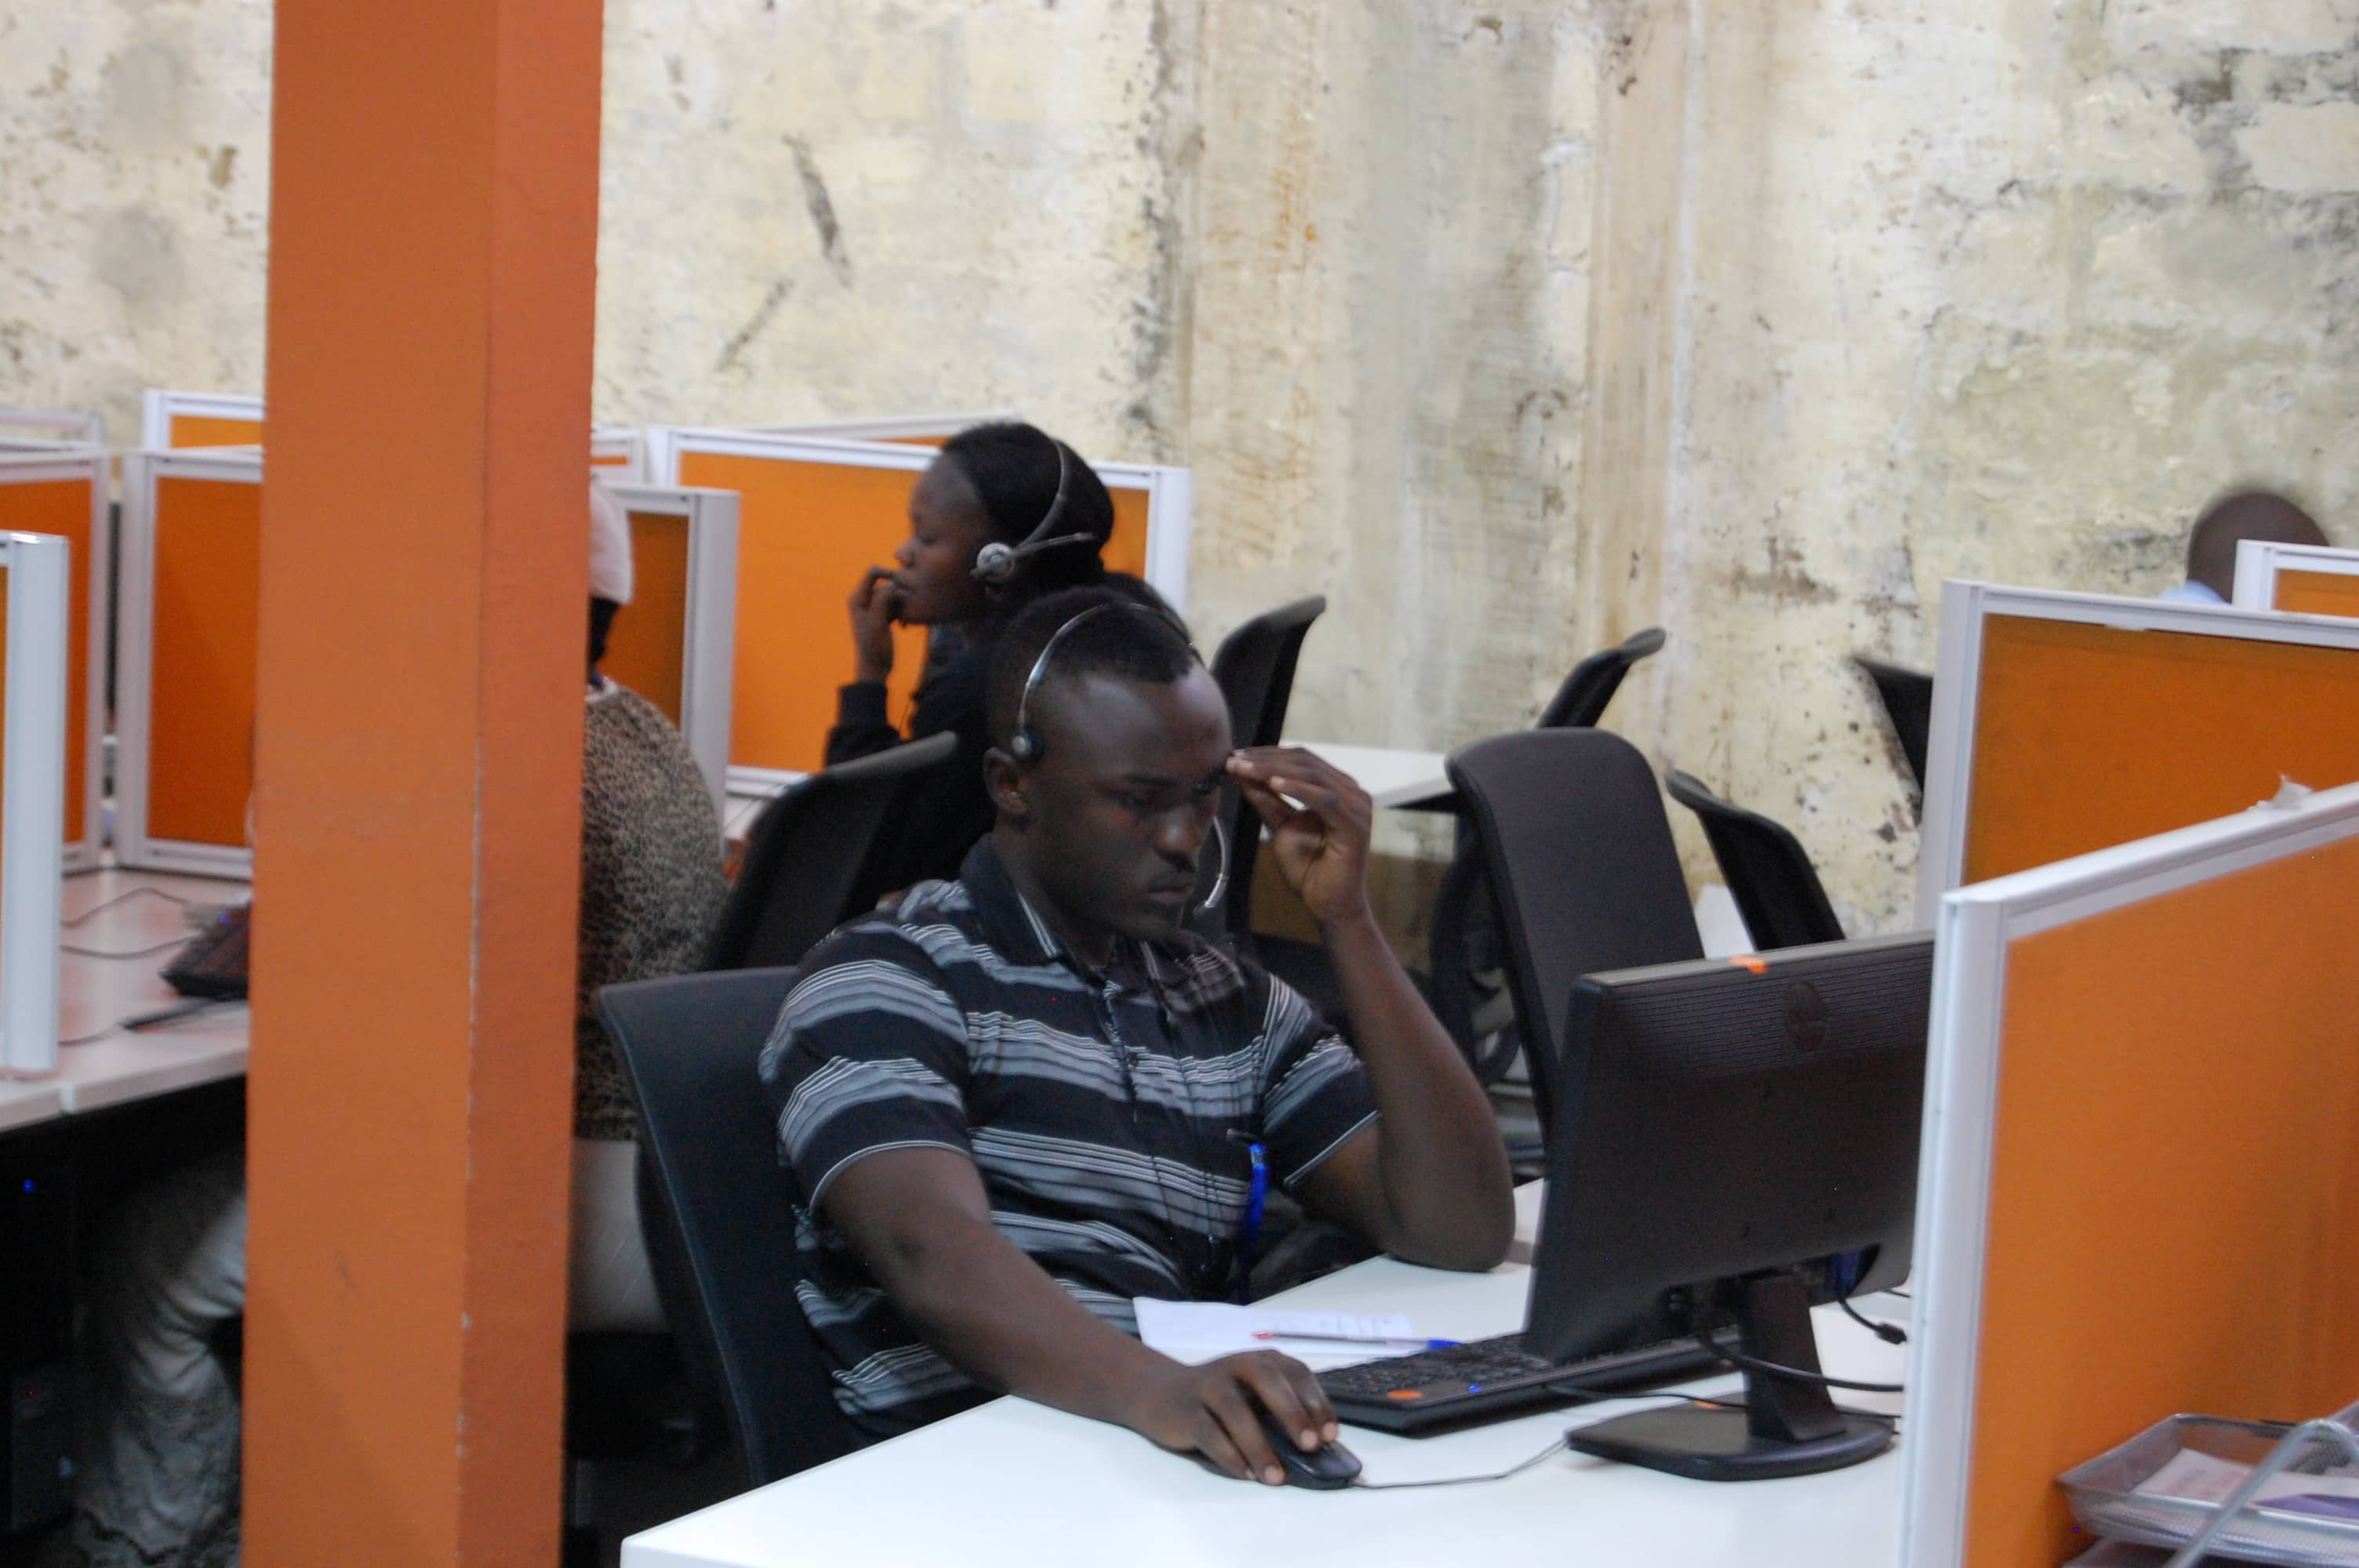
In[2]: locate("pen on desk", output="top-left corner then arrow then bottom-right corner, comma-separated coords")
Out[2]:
1251,1330 -> 1461,1350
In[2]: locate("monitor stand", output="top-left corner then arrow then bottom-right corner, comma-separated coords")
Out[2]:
1561,1272 -> 1892,1482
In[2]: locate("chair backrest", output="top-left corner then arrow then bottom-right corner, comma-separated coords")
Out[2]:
1663,769 -> 1846,952
1852,655 -> 1933,790
1445,728 -> 1703,1134
598,967 -> 856,1487
1536,626 -> 1667,730
1205,596 -> 1326,940
706,731 -> 957,971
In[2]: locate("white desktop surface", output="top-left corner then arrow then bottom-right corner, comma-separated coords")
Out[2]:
0,1076 -> 66,1131
1288,740 -> 1453,811
623,1185 -> 1910,1568
45,868 -> 250,1115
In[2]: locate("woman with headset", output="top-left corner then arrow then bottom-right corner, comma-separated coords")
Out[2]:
833,420 -> 1143,903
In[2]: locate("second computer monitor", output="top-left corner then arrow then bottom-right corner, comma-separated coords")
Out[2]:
1526,932 -> 1933,1479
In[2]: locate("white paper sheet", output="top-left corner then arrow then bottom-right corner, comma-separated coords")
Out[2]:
1132,1298 -> 1430,1364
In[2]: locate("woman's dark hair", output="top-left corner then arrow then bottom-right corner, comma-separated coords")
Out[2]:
940,422 -> 1114,596
588,597 -> 621,674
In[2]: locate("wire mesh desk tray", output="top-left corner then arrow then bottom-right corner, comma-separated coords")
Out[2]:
2059,1406 -> 2359,1567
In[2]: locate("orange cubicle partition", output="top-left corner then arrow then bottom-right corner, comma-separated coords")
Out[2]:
2230,538 -> 2359,620
2274,570 -> 2359,618
597,483 -> 738,807
1902,786 -> 2359,1568
1918,582 -> 2359,917
0,453 -> 108,866
654,430 -> 1185,786
118,450 -> 260,874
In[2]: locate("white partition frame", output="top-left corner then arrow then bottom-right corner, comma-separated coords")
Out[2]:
1917,579 -> 2359,922
647,428 -> 1194,612
0,534 -> 70,1076
740,410 -> 1020,441
0,408 -> 104,444
1899,778 -> 2359,1568
0,452 -> 111,871
2231,538 -> 2359,611
138,390 -> 264,448
602,483 -> 739,811
591,426 -> 652,482
115,448 -> 261,878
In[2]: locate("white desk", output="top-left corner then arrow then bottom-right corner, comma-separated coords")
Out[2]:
623,1186 -> 1910,1568
1289,740 -> 1456,811
0,868 -> 252,1126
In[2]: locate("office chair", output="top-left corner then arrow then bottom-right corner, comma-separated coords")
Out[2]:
1664,770 -> 1845,951
1536,626 -> 1667,729
1444,728 -> 1703,1137
1204,595 -> 1327,946
1852,655 -> 1933,791
598,967 -> 856,1489
1427,627 -> 1669,1083
705,731 -> 957,971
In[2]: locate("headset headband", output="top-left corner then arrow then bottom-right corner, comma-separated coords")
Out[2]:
972,441 -> 1093,588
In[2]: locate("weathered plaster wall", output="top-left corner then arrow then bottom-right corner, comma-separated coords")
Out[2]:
5,0 -> 2355,931
0,0 -> 271,440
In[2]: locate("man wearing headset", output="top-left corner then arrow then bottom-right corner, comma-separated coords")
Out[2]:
760,587 -> 1514,1485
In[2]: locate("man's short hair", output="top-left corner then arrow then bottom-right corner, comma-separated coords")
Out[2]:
984,585 -> 1200,753
2186,488 -> 2328,596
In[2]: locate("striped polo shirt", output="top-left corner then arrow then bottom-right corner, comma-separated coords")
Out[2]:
758,840 -> 1379,1440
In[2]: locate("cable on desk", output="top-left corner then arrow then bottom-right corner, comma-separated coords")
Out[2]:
1838,1290 -> 1908,1346
56,996 -> 233,1046
62,935 -> 195,962
1688,1333 -> 1904,1396
63,886 -> 194,927
1350,1436 -> 1568,1491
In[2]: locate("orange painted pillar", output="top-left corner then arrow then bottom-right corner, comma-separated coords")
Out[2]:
243,0 -> 601,1561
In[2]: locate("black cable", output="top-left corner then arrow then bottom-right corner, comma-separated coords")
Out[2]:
1350,1436 -> 1568,1490
1838,1292 -> 1909,1346
1692,1332 -> 1904,1395
63,886 -> 193,927
62,936 -> 195,961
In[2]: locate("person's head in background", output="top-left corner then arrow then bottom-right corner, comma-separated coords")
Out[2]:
587,478 -> 634,683
884,423 -> 1116,629
2170,489 -> 2328,604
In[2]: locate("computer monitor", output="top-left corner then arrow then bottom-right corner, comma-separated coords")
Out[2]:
1525,931 -> 1932,1481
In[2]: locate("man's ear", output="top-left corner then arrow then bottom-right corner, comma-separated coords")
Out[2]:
983,746 -> 1030,822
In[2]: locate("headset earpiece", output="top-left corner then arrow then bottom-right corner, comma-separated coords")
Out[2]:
972,441 -> 1081,588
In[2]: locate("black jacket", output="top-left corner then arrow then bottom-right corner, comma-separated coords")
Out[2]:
825,633 -> 991,910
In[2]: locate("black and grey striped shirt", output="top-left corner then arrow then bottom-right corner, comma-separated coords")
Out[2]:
758,840 -> 1379,1439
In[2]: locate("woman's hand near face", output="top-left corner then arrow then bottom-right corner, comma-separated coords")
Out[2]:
850,566 -> 903,684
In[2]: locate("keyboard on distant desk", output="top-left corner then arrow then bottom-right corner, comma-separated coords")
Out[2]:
162,906 -> 250,1002
1318,1330 -> 1725,1436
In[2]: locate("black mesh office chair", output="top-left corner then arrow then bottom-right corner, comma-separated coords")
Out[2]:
598,967 -> 856,1489
1852,655 -> 1932,792
706,731 -> 957,971
1427,628 -> 1670,1080
1444,729 -> 1703,1137
1536,626 -> 1667,729
1204,596 -> 1326,945
1664,770 -> 1845,952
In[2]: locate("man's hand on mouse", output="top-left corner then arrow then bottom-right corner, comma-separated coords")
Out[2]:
1118,1349 -> 1339,1485
1224,747 -> 1375,935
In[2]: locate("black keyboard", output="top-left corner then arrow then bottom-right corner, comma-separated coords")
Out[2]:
1318,1330 -> 1727,1436
162,906 -> 250,1001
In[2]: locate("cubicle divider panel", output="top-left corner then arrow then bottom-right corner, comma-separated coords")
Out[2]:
142,390 -> 267,449
1918,582 -> 2359,920
2231,538 -> 2359,616
0,534 -> 69,1074
1902,786 -> 2359,1568
117,452 -> 261,877
0,408 -> 104,444
599,485 -> 738,809
591,427 -> 650,482
742,410 -> 1017,444
0,455 -> 111,867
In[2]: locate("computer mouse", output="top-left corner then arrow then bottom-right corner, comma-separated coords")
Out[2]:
1256,1405 -> 1361,1490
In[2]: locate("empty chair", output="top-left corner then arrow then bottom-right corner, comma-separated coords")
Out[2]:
1205,595 -> 1326,944
598,967 -> 855,1487
705,731 -> 956,971
1445,728 -> 1703,1134
1664,770 -> 1845,952
1536,626 -> 1666,729
1853,655 -> 1932,790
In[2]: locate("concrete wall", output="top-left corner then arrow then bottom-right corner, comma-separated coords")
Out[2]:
5,0 -> 2354,931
